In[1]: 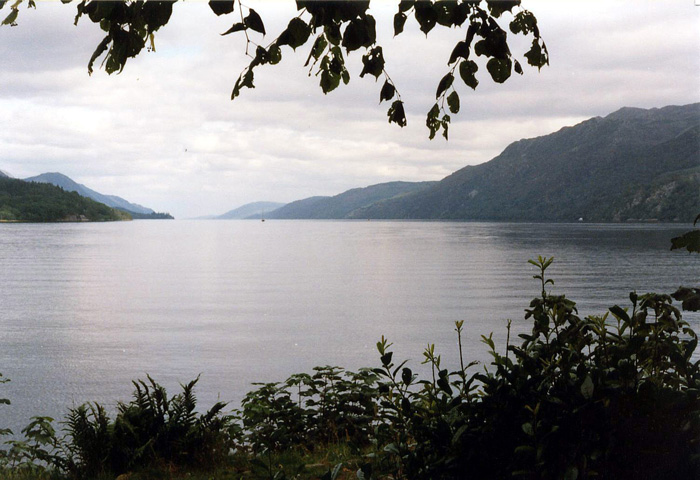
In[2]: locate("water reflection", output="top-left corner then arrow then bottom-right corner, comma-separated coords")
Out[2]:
0,221 -> 697,436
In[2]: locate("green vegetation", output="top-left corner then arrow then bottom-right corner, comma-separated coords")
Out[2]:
117,209 -> 174,220
2,258 -> 698,479
0,177 -> 130,222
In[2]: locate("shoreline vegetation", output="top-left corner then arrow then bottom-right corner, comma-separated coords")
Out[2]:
1,259 -> 698,480
0,178 -> 130,223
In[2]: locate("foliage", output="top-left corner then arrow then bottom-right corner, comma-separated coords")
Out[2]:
671,213 -> 700,253
0,0 -> 548,138
59,375 -> 234,479
0,177 -> 130,222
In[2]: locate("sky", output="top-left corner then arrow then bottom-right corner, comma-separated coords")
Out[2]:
0,1 -> 698,218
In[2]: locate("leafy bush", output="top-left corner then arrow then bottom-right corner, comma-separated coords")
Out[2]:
60,375 -> 234,479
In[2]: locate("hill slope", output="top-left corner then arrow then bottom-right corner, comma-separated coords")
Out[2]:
24,172 -> 155,215
268,181 -> 437,219
0,177 -> 130,222
216,201 -> 286,219
352,104 -> 700,222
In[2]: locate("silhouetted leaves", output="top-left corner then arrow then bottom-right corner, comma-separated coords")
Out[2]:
4,0 -> 551,139
208,0 -> 234,17
244,8 -> 265,35
221,22 -> 245,36
387,100 -> 406,127
487,57 -> 512,83
447,90 -> 460,114
360,46 -> 384,79
342,16 -> 376,52
436,72 -> 454,98
380,80 -> 395,103
393,12 -> 406,36
277,17 -> 311,50
459,60 -> 479,89
448,40 -> 470,64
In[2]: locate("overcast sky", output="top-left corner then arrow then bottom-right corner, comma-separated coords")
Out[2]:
0,1 -> 698,218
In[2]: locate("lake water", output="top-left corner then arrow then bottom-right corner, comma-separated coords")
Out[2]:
1,220 -> 698,434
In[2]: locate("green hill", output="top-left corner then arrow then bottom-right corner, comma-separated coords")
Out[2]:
0,177 -> 131,222
351,104 -> 700,222
267,181 -> 437,219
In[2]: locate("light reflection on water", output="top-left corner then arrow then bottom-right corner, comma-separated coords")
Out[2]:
0,220 -> 698,434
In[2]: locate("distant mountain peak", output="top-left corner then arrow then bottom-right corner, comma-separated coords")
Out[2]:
0,169 -> 13,178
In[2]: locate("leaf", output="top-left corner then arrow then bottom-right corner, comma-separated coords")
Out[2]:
387,100 -> 407,127
244,8 -> 265,35
380,80 -> 395,103
525,38 -> 549,69
414,3 -> 437,35
278,17 -> 311,50
208,0 -> 234,16
426,103 -> 440,140
393,12 -> 407,36
514,59 -> 523,74
447,91 -> 460,114
435,73 -> 454,98
522,422 -> 534,436
580,375 -> 594,400
608,305 -> 630,323
459,60 -> 478,89
268,44 -> 282,65
486,57 -> 512,83
448,41 -> 470,65
360,46 -> 384,79
305,34 -> 328,67
401,367 -> 412,385
342,16 -> 376,52
398,1 -> 414,13
221,22 -> 246,36
510,10 -> 538,36
381,352 -> 393,367
487,0 -> 520,18
2,7 -> 17,25
87,35 -> 111,75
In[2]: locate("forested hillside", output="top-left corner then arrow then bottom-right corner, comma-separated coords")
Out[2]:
0,177 -> 130,222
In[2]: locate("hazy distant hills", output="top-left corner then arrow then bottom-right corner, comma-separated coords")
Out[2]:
216,201 -> 286,219
0,169 -> 12,178
0,176 -> 130,222
350,104 -> 699,222
267,181 -> 437,219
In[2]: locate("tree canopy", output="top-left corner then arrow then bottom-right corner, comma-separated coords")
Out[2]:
1,0 -> 548,139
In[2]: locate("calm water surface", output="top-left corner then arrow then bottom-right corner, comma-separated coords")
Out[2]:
1,220 -> 698,433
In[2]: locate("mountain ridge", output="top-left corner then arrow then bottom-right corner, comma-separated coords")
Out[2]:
24,172 -> 156,215
350,103 -> 699,222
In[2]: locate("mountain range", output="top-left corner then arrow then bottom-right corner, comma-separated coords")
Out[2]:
225,103 -> 698,222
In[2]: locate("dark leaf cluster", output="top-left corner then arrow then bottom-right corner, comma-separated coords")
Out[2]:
1,0 -> 549,139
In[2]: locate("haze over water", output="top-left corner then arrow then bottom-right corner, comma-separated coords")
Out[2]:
1,220 -> 698,434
